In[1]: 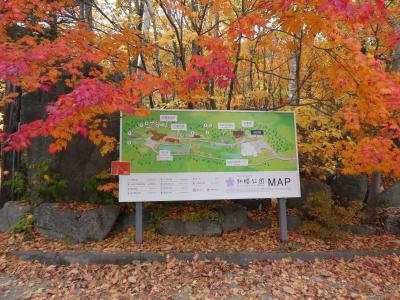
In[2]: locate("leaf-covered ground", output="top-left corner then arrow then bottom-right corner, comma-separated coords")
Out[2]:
1,205 -> 400,299
1,226 -> 400,298
2,229 -> 400,254
1,253 -> 400,299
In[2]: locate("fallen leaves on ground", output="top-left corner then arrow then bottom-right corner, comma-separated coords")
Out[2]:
1,223 -> 399,255
0,253 -> 399,299
1,204 -> 399,298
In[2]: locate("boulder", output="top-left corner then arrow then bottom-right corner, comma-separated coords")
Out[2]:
113,210 -> 151,232
341,225 -> 382,235
377,183 -> 400,207
384,215 -> 400,235
233,199 -> 271,210
311,167 -> 334,182
287,216 -> 304,231
219,204 -> 247,232
34,203 -> 120,243
20,84 -> 119,201
330,174 -> 368,206
0,201 -> 32,232
287,179 -> 332,209
161,219 -> 222,236
246,218 -> 272,231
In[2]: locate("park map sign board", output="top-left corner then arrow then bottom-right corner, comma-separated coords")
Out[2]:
119,110 -> 300,202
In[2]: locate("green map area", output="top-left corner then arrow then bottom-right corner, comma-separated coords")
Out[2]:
121,110 -> 298,173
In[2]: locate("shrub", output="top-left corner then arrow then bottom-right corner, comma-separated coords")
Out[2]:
301,191 -> 344,240
181,208 -> 221,223
12,213 -> 35,240
146,204 -> 222,234
4,159 -> 68,204
147,207 -> 170,234
301,191 -> 365,240
336,201 -> 365,225
84,170 -> 118,204
3,171 -> 26,197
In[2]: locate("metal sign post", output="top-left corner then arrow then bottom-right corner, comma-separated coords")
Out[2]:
278,198 -> 288,242
135,202 -> 143,243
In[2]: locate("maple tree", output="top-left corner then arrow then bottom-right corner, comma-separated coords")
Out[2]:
2,2 -> 400,295
0,0 -> 399,183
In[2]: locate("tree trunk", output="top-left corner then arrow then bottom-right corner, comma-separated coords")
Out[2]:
79,0 -> 93,28
288,33 -> 302,105
226,36 -> 242,110
0,84 -> 22,207
364,23 -> 399,223
206,11 -> 219,110
389,24 -> 400,72
288,50 -> 299,105
267,50 -> 275,109
365,172 -> 382,223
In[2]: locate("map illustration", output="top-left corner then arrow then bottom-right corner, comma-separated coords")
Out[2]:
121,110 -> 298,173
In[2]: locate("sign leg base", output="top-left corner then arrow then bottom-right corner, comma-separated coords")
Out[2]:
135,202 -> 143,244
279,198 -> 288,243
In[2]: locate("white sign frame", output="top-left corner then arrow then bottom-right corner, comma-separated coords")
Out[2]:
119,110 -> 301,202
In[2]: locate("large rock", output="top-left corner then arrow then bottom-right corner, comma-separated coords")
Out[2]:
384,215 -> 400,235
0,201 -> 32,232
161,219 -> 222,236
20,84 -> 119,201
219,204 -> 247,232
287,216 -> 304,231
113,210 -> 151,232
330,174 -> 368,206
311,167 -> 334,182
34,203 -> 120,243
233,199 -> 271,210
287,179 -> 331,209
246,218 -> 272,231
377,183 -> 400,207
341,225 -> 382,235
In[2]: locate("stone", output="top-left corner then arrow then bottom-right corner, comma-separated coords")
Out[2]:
246,218 -> 272,231
233,199 -> 271,210
330,174 -> 368,206
219,204 -> 247,232
287,216 -> 304,231
34,203 -> 120,243
7,250 -> 165,265
181,220 -> 222,236
0,201 -> 32,232
287,179 -> 332,209
20,83 -> 120,201
311,167 -> 334,182
8,249 -> 400,266
377,183 -> 400,207
341,225 -> 381,235
161,219 -> 222,236
113,210 -> 151,232
384,215 -> 400,235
